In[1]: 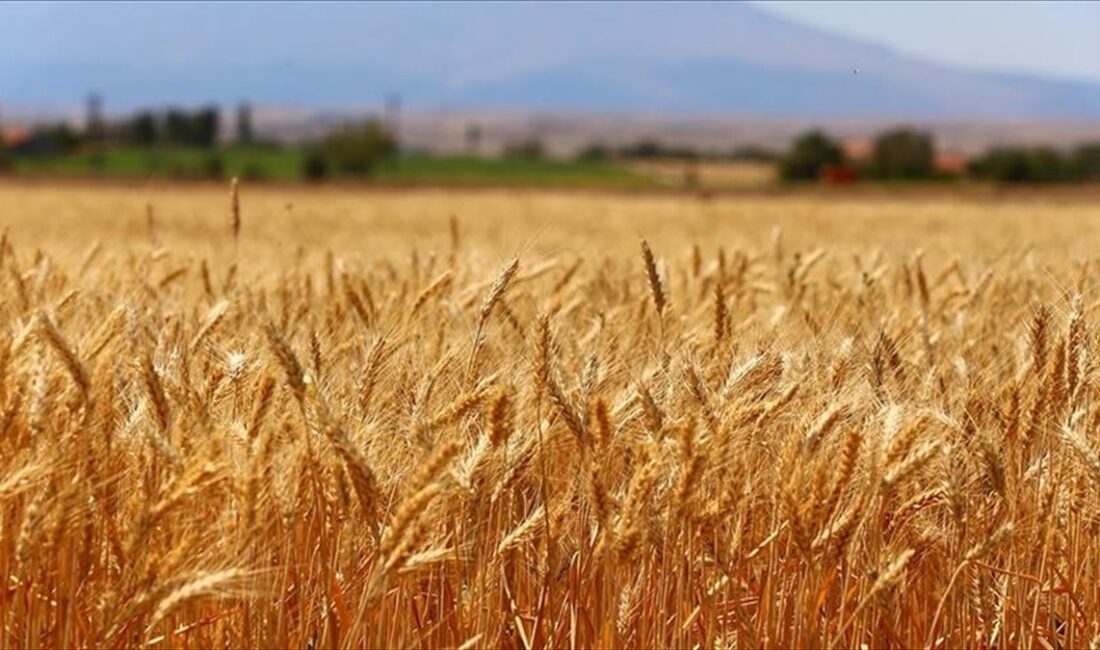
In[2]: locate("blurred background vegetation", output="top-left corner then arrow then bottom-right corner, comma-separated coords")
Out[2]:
3,99 -> 1100,191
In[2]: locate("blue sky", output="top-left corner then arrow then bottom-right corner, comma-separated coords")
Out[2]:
758,1 -> 1100,83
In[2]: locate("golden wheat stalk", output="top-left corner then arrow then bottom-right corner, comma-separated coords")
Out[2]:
229,177 -> 241,242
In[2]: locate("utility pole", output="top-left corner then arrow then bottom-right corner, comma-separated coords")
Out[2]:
384,93 -> 402,150
236,101 -> 254,145
465,122 -> 483,156
86,92 -> 104,142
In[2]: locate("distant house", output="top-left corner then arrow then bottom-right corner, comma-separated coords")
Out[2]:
841,137 -> 873,165
841,136 -> 967,178
934,151 -> 969,176
1,126 -> 32,151
2,124 -> 80,156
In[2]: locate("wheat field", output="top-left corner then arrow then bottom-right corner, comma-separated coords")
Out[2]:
2,181 -> 1100,648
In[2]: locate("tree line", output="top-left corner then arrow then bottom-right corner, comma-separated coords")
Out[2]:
779,128 -> 1100,184
0,105 -> 400,180
122,107 -> 222,147
5,106 -> 1100,186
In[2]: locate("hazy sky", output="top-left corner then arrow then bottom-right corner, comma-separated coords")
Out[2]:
4,1 -> 1099,83
3,1 -> 1099,83
758,1 -> 1100,83
3,1 -> 1100,116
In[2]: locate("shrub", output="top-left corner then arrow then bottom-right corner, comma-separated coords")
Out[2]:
503,139 -> 545,160
302,150 -> 329,181
319,120 -> 397,176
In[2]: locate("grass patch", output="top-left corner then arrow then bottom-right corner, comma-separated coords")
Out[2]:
12,146 -> 303,181
10,148 -> 654,189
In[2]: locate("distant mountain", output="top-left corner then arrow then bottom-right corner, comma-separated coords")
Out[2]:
2,2 -> 1100,119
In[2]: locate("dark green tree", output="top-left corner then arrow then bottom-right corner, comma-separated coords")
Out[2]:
779,130 -> 843,181
127,112 -> 158,145
969,147 -> 1071,183
162,107 -> 219,146
164,110 -> 190,144
1071,144 -> 1100,180
870,129 -> 935,179
191,107 -> 220,147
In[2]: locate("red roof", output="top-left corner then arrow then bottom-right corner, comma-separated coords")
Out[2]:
935,151 -> 969,175
1,126 -> 32,149
841,137 -> 873,163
